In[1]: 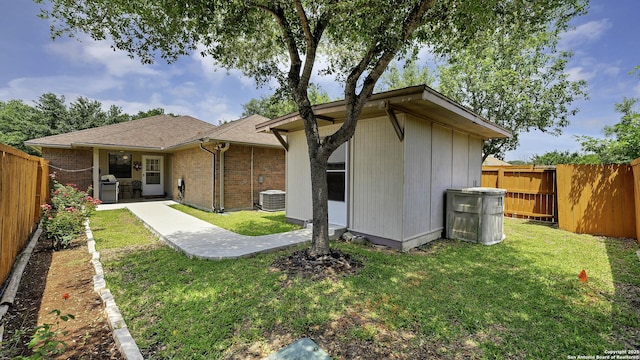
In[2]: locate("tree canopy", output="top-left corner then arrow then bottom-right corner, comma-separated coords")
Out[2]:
577,97 -> 640,164
375,61 -> 435,92
0,93 -> 170,155
437,22 -> 587,160
242,84 -> 331,119
38,0 -> 589,255
530,150 -> 598,165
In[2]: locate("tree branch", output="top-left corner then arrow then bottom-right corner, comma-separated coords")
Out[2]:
330,0 -> 435,150
296,2 -> 332,96
251,3 -> 302,87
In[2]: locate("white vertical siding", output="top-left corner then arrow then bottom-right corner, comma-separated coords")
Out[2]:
285,130 -> 312,222
285,124 -> 342,223
403,116 -> 431,239
468,136 -> 483,187
351,116 -> 404,240
451,131 -> 470,189
430,124 -> 453,230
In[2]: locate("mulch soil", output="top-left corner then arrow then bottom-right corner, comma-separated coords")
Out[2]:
1,235 -> 121,359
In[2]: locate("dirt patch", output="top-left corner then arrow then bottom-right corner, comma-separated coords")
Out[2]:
1,235 -> 121,359
271,248 -> 364,280
226,312 -> 447,359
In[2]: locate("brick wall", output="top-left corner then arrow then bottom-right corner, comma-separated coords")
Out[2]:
172,144 -> 285,211
172,145 -> 215,210
42,148 -> 93,193
249,146 -> 286,205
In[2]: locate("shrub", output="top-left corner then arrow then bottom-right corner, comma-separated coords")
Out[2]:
41,180 -> 101,250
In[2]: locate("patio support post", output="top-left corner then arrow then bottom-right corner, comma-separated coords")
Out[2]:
251,146 -> 254,207
92,147 -> 100,199
217,143 -> 230,212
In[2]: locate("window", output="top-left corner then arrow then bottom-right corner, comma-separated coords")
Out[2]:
327,172 -> 346,201
108,153 -> 132,178
327,143 -> 346,202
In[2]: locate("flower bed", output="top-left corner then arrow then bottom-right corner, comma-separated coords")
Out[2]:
41,178 -> 101,250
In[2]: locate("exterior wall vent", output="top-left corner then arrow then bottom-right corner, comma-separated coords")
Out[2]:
259,190 -> 286,211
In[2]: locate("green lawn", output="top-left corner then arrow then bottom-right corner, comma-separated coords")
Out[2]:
169,204 -> 301,236
91,210 -> 640,359
90,208 -> 158,250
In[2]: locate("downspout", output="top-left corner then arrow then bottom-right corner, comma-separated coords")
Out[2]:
199,141 -> 216,211
217,142 -> 230,212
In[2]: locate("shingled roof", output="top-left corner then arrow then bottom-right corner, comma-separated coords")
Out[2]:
198,115 -> 281,148
25,114 -> 281,151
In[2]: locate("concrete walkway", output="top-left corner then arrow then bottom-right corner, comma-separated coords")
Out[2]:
96,201 -> 342,259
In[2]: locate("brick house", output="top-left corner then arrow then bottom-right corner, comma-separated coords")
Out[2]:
25,114 -> 285,211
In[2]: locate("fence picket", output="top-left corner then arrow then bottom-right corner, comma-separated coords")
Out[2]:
0,144 -> 49,288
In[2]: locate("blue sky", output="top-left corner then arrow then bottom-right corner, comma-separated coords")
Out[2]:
1,1 -> 639,161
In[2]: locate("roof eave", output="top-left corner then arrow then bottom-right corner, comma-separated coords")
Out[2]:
256,86 -> 427,133
23,142 -> 72,150
72,142 -> 166,151
420,88 -> 511,139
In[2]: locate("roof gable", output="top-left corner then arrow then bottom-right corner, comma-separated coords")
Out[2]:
198,115 -> 281,147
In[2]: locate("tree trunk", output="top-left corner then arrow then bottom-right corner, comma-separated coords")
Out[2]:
308,156 -> 331,256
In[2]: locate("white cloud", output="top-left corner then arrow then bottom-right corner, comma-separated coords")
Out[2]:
603,66 -> 621,76
566,66 -> 596,82
191,44 -> 256,88
560,19 -> 612,50
45,37 -> 160,77
0,75 -> 123,102
100,90 -> 241,125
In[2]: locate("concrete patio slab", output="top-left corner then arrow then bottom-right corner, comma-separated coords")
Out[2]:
96,201 -> 344,260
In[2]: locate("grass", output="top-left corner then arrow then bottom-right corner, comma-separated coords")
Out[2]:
89,209 -> 158,250
169,204 -> 301,236
91,210 -> 640,359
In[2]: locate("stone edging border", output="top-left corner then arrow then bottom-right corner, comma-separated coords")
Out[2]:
85,220 -> 144,360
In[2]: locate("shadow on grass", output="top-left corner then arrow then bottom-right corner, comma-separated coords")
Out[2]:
101,226 -> 632,359
604,237 -> 640,349
348,237 -> 621,358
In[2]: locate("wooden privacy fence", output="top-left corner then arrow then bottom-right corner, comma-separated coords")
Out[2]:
556,164 -> 636,239
0,143 -> 49,288
482,166 -> 557,221
483,162 -> 639,240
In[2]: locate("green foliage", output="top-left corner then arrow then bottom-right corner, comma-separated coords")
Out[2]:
438,21 -> 588,159
577,97 -> 640,164
241,84 -> 331,119
131,108 -> 178,120
41,178 -> 100,250
531,150 -> 599,165
0,91 -> 172,154
375,61 -> 436,92
507,160 -> 529,165
0,100 -> 50,154
11,310 -> 75,360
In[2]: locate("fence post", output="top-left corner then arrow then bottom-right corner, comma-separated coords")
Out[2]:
497,167 -> 504,189
631,158 -> 640,242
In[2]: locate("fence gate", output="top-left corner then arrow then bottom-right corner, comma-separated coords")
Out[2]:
482,166 -> 557,222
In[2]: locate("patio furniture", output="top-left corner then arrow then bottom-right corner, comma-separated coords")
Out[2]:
132,180 -> 142,198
